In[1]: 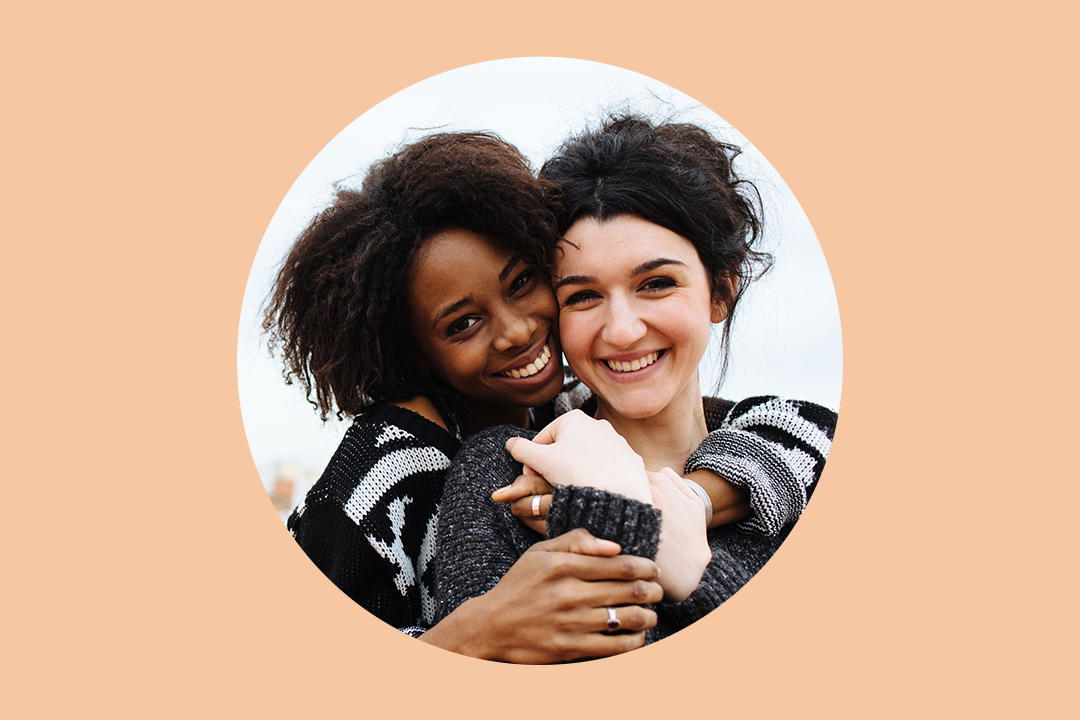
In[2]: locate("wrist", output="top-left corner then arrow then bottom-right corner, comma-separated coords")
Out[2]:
418,595 -> 499,660
684,469 -> 752,528
682,476 -> 713,525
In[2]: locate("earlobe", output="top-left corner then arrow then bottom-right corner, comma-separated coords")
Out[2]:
710,299 -> 729,324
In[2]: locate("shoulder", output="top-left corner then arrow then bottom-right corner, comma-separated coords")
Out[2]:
455,424 -> 537,466
721,396 -> 838,439
391,396 -> 449,431
344,403 -> 461,456
698,395 -> 837,480
446,424 -> 537,494
303,403 -> 461,507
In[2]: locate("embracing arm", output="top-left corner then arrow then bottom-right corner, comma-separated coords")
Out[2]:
687,397 -> 838,536
432,426 -> 664,663
506,413 -> 713,604
422,528 -> 659,660
502,393 -> 836,536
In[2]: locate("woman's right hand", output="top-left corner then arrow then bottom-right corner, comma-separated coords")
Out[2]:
420,528 -> 663,663
505,410 -> 651,504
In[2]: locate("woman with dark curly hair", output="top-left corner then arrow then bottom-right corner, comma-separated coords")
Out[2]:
266,127 -> 830,662
265,131 -> 670,661
434,117 -> 838,648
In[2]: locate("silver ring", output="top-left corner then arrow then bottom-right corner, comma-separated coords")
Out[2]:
606,607 -> 621,631
531,494 -> 543,519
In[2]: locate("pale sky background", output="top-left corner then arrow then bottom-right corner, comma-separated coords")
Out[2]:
237,58 -> 843,493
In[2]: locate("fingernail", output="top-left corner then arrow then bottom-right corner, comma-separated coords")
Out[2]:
596,539 -> 620,551
505,438 -> 517,451
491,487 -> 509,501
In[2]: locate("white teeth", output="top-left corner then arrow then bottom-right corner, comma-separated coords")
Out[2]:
502,345 -> 551,378
604,351 -> 660,373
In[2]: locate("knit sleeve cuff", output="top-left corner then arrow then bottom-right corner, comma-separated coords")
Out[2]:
547,485 -> 661,560
685,428 -> 805,537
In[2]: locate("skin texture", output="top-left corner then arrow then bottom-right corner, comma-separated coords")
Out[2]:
407,228 -> 565,437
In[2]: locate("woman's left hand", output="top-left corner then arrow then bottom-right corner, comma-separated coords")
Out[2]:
648,468 -> 712,602
492,473 -> 555,536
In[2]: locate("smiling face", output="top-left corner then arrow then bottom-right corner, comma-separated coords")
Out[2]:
554,215 -> 728,421
407,228 -> 564,415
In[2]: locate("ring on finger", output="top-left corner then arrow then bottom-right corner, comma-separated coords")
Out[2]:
531,494 -> 543,519
606,606 -> 621,631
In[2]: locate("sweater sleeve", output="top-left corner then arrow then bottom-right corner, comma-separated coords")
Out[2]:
546,484 -> 662,558
288,497 -> 428,638
687,396 -> 837,536
545,482 -> 755,642
434,426 -> 544,623
288,410 -> 459,636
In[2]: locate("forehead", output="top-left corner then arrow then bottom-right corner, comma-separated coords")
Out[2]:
558,215 -> 702,272
414,227 -> 509,271
409,228 -> 514,316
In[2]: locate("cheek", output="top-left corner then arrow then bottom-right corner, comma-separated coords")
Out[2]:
449,345 -> 489,381
664,303 -> 713,360
557,311 -> 594,370
528,287 -> 559,325
425,342 -> 486,390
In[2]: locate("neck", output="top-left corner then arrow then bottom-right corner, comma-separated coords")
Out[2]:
459,401 -> 531,439
594,373 -> 708,473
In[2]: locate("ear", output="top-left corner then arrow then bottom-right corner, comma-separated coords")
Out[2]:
710,297 -> 730,324
710,273 -> 738,323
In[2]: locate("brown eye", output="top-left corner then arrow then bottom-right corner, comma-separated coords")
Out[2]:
562,290 -> 599,307
509,269 -> 537,296
447,316 -> 480,336
641,277 -> 677,292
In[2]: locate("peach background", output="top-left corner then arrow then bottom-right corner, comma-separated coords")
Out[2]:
5,2 -> 1076,718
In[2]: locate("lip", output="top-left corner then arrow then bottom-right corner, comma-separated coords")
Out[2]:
595,348 -> 669,383
493,336 -> 561,385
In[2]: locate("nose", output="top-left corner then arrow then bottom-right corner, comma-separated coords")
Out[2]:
492,306 -> 538,353
601,294 -> 647,348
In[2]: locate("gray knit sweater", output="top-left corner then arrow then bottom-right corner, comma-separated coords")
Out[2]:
434,422 -> 798,645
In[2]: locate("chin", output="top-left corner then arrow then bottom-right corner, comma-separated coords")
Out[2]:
519,372 -> 566,408
603,393 -> 670,421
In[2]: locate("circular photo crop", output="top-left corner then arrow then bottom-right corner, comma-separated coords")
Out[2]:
237,57 -> 842,663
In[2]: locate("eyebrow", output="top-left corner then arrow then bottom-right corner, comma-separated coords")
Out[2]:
498,255 -> 520,282
431,256 -> 522,328
553,258 -> 687,291
432,297 -> 473,329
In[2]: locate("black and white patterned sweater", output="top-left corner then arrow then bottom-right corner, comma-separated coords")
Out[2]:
288,385 -> 836,636
287,404 -> 460,636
